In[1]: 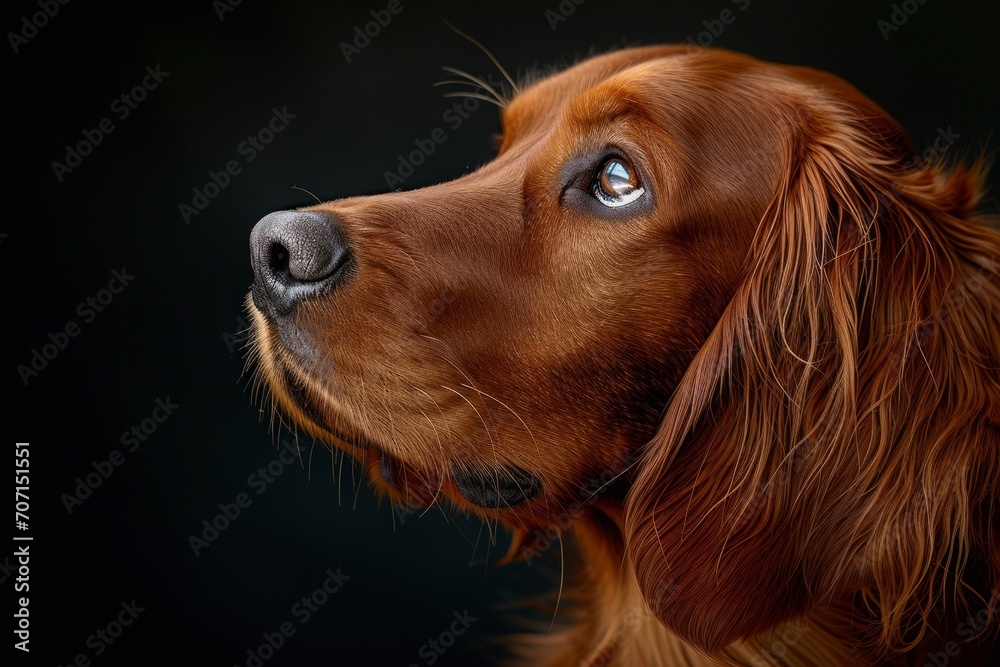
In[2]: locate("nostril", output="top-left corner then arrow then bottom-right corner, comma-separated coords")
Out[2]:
268,241 -> 290,275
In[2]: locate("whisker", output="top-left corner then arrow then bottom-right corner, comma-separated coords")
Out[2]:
441,385 -> 497,457
290,185 -> 322,204
551,531 -> 566,630
459,383 -> 541,462
441,18 -> 519,96
433,79 -> 485,88
307,438 -> 316,482
441,66 -> 508,107
337,448 -> 345,506
582,456 -> 643,504
294,428 -> 305,470
441,91 -> 507,109
352,451 -> 362,511
472,518 -> 487,564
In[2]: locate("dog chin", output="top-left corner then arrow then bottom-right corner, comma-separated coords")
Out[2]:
251,303 -> 545,512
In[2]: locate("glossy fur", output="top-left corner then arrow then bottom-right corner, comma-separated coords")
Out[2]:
249,46 -> 1000,666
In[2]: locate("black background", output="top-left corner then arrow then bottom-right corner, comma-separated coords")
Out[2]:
6,0 -> 998,665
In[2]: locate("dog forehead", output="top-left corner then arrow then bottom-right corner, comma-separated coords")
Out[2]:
501,46 -> 775,148
501,47 -> 686,140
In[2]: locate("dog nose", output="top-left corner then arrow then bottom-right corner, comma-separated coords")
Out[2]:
249,210 -> 351,316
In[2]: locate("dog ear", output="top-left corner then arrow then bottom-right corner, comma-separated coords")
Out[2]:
623,95 -> 1000,653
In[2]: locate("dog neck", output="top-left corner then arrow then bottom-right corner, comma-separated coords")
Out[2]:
536,506 -> 877,667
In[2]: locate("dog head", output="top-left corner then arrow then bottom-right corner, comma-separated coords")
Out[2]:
248,45 -> 1000,654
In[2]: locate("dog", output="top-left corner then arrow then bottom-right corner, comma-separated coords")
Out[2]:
247,46 -> 1000,666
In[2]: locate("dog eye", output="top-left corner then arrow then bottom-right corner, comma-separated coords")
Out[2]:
593,158 -> 645,207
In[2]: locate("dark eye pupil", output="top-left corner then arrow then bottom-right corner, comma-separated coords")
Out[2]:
600,159 -> 637,196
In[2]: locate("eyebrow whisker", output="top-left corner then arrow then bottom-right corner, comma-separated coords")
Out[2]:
441,91 -> 507,109
440,66 -> 509,107
442,18 -> 520,98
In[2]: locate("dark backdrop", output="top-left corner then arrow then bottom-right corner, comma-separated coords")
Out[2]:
6,0 -> 998,665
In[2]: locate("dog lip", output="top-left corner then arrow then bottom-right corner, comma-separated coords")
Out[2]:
379,454 -> 395,485
274,362 -> 380,451
281,367 -> 331,430
452,464 -> 542,509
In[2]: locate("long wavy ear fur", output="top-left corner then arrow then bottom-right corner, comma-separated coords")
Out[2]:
623,85 -> 1000,656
